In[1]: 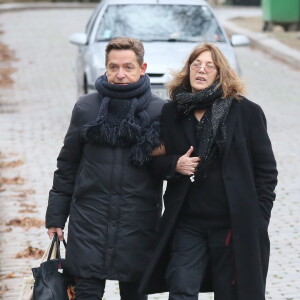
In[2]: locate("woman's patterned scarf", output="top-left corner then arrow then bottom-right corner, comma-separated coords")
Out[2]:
175,83 -> 233,182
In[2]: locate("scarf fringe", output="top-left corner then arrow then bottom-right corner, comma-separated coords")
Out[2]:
129,120 -> 162,166
84,115 -> 142,147
82,74 -> 159,166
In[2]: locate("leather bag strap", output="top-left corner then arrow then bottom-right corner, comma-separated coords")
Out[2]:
47,233 -> 67,261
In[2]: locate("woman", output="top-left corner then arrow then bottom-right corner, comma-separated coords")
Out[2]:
141,43 -> 278,300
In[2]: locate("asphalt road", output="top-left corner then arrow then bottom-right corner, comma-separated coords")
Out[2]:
0,7 -> 299,300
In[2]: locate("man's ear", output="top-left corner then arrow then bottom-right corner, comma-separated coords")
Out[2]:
140,62 -> 147,75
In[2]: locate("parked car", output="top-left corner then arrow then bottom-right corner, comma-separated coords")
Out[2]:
69,0 -> 249,98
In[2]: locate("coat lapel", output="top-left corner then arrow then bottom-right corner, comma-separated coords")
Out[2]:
224,101 -> 239,155
182,115 -> 197,147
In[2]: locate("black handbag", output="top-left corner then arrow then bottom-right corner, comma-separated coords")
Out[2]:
31,234 -> 75,300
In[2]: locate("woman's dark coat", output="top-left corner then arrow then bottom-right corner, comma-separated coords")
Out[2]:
140,97 -> 278,300
46,92 -> 165,281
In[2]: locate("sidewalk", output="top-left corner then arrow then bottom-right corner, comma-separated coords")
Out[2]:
213,6 -> 300,68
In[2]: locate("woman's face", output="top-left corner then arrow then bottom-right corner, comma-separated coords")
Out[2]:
189,50 -> 218,93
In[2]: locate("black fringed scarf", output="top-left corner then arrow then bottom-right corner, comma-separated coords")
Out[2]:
83,74 -> 161,166
175,83 -> 233,182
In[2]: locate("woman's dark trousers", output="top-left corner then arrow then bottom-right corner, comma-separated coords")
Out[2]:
75,278 -> 147,300
166,225 -> 237,300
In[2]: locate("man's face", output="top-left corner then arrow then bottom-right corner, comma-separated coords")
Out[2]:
106,49 -> 147,85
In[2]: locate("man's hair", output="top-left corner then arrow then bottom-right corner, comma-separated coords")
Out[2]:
105,37 -> 145,66
166,43 -> 245,100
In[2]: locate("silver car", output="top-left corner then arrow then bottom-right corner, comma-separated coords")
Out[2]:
69,0 -> 249,98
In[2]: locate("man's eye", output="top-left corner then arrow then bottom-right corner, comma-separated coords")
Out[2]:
125,66 -> 134,71
109,66 -> 118,71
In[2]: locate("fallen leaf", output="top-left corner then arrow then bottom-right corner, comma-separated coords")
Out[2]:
0,176 -> 25,185
0,67 -> 16,87
0,159 -> 24,168
15,246 -> 44,259
0,43 -> 16,63
0,42 -> 17,88
17,188 -> 35,198
6,217 -> 44,230
0,272 -> 17,280
18,208 -> 37,213
20,203 -> 36,209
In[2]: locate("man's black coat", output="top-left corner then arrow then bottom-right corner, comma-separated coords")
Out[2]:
46,92 -> 165,281
140,97 -> 278,300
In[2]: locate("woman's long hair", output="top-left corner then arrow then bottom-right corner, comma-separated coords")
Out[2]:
166,43 -> 245,100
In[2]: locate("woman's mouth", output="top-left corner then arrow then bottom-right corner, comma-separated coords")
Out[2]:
195,76 -> 206,82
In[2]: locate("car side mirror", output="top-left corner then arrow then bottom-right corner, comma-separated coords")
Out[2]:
69,33 -> 88,46
231,34 -> 250,47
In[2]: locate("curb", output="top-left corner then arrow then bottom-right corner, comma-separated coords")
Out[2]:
223,19 -> 300,69
0,1 -> 96,13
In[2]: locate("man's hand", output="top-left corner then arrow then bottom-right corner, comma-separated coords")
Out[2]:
151,145 -> 166,156
175,146 -> 200,176
47,227 -> 64,241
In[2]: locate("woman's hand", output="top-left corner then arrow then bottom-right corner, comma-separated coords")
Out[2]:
151,145 -> 166,156
175,146 -> 200,176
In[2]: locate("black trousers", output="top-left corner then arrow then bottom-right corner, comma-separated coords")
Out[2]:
166,224 -> 237,300
75,278 -> 147,300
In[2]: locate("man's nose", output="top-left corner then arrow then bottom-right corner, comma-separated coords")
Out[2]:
116,68 -> 126,79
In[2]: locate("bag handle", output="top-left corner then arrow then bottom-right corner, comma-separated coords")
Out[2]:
47,233 -> 67,261
40,235 -> 56,262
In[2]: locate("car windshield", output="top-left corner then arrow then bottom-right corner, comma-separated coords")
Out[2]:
95,4 -> 225,43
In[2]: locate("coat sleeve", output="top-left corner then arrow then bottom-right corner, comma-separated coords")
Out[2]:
249,105 -> 278,221
149,102 -> 183,181
150,154 -> 182,181
46,102 -> 84,229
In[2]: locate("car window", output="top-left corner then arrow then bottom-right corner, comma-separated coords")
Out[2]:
95,4 -> 225,43
86,5 -> 102,36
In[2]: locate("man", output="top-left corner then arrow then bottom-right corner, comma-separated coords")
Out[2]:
46,37 -> 165,300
